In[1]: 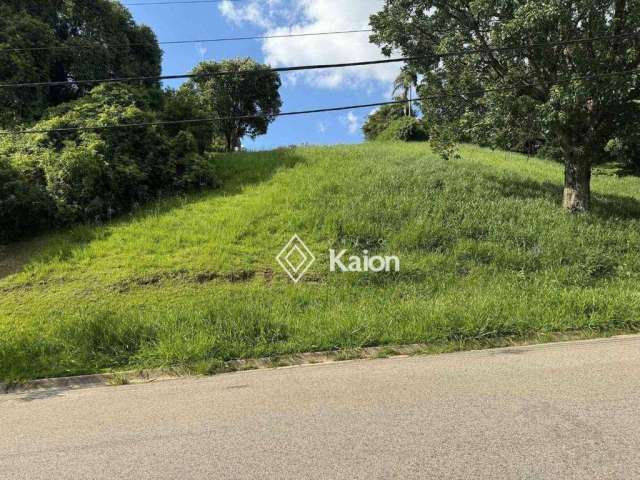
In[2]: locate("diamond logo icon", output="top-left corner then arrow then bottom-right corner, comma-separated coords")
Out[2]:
276,235 -> 316,283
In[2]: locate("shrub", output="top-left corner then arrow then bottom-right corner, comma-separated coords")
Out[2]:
169,132 -> 218,190
605,136 -> 640,171
0,84 -> 218,243
377,117 -> 428,142
0,155 -> 53,243
362,104 -> 405,141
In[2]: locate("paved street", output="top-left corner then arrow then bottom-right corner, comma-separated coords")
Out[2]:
2,336 -> 640,479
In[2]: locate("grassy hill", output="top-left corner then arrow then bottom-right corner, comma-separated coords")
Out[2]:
2,143 -> 640,382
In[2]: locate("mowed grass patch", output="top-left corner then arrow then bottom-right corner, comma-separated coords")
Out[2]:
1,143 -> 640,382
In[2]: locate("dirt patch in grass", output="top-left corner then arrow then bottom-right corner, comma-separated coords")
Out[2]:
112,270 -> 260,292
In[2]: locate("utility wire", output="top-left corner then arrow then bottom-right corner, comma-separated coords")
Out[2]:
0,58 -> 407,88
1,32 -> 638,89
0,29 -> 373,53
2,68 -> 637,136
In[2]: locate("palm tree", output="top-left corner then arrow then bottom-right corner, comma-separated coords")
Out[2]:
393,67 -> 418,117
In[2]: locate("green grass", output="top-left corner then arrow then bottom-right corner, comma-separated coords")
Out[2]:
2,142 -> 640,382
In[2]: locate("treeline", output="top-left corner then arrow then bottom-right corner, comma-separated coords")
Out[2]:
0,1 -> 281,243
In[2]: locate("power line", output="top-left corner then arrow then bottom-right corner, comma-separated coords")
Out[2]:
2,68 -> 637,136
0,58 -> 406,88
0,29 -> 373,53
1,32 -> 637,89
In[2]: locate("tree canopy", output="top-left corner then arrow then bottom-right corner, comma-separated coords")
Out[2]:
363,103 -> 407,140
180,58 -> 282,152
0,84 -> 216,242
371,0 -> 640,211
393,67 -> 419,117
0,9 -> 287,241
0,0 -> 162,127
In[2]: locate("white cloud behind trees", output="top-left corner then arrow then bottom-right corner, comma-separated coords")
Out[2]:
218,0 -> 399,90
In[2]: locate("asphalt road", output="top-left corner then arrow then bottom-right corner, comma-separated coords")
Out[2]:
2,336 -> 640,479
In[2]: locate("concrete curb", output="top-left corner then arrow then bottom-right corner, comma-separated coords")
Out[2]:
0,344 -> 426,394
0,368 -> 186,395
3,333 -> 638,395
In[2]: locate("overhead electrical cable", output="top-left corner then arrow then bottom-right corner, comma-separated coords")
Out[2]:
1,68 -> 637,136
0,29 -> 374,53
1,32 -> 638,89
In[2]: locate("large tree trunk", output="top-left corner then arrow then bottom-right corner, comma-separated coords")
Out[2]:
562,153 -> 591,212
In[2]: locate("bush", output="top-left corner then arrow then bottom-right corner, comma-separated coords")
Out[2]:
377,117 -> 428,142
169,132 -> 218,190
362,104 -> 405,141
0,155 -> 53,243
0,84 -> 218,243
605,136 -> 640,170
162,88 -> 216,154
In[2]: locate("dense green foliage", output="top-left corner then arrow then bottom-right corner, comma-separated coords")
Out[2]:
2,144 -> 640,382
162,88 -> 217,154
0,10 -> 283,242
0,0 -> 162,127
605,120 -> 640,170
0,85 -> 216,243
0,156 -> 53,242
362,104 -> 405,140
377,117 -> 428,142
371,0 -> 640,210
180,58 -> 282,152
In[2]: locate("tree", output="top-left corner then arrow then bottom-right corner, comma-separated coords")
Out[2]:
371,0 -> 640,212
0,84 -> 215,237
162,87 -> 216,154
181,58 -> 282,152
377,117 -> 428,142
393,67 -> 418,117
0,0 -> 162,127
362,103 -> 405,140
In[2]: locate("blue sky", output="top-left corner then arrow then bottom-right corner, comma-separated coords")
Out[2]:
127,0 -> 397,149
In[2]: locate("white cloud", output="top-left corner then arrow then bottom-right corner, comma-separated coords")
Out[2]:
317,121 -> 328,134
196,44 -> 208,60
218,0 -> 399,90
339,111 -> 360,134
217,0 -> 285,29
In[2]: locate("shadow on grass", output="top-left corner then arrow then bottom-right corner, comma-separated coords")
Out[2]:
491,174 -> 640,221
0,148 -> 306,281
610,164 -> 640,178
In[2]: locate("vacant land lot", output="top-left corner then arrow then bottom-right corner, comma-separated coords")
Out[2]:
2,143 -> 640,382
